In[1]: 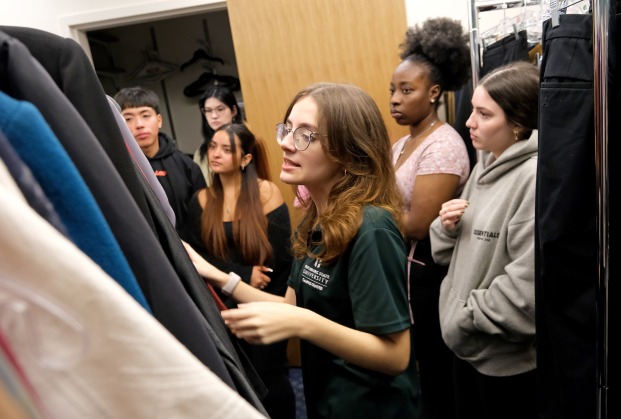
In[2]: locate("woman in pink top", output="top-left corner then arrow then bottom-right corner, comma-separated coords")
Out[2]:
389,17 -> 471,419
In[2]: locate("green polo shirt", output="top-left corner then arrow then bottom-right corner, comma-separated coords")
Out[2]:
289,206 -> 419,419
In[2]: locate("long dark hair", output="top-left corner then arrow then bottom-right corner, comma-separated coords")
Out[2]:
197,85 -> 243,161
200,123 -> 273,264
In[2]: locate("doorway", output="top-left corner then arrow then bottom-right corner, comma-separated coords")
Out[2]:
73,5 -> 241,155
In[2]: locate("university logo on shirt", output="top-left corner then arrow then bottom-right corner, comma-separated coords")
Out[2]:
302,260 -> 329,291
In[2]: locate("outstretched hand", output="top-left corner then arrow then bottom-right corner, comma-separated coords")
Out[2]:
222,302 -> 306,345
181,240 -> 227,286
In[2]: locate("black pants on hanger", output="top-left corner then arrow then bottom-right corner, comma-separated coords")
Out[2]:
480,29 -> 530,77
535,14 -> 597,419
452,30 -> 531,173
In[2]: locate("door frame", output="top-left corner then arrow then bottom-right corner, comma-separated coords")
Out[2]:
59,0 -> 226,61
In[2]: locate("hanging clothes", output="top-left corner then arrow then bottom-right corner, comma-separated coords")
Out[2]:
608,11 -> 620,419
458,2 -> 544,173
106,95 -> 177,227
0,91 -> 151,313
535,14 -> 597,419
0,25 -> 156,233
480,29 -> 530,77
453,29 -> 532,174
0,129 -> 67,236
0,27 -> 268,415
0,161 -> 265,418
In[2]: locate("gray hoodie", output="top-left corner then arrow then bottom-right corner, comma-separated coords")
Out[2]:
430,131 -> 538,376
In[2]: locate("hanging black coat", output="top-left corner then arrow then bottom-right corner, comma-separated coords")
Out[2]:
0,27 -> 268,415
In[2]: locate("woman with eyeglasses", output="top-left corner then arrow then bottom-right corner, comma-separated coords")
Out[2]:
194,85 -> 244,186
185,122 -> 296,419
184,82 -> 419,418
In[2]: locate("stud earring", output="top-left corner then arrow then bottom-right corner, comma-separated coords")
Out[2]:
430,98 -> 435,103
514,130 -> 519,141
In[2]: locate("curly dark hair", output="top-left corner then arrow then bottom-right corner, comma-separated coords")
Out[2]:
399,17 -> 471,93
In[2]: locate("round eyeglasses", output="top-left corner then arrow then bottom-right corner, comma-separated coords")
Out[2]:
203,106 -> 228,116
276,123 -> 323,151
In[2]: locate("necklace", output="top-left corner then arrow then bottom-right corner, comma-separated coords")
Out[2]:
398,119 -> 439,159
224,193 -> 238,215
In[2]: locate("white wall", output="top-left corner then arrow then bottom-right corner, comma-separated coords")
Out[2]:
0,0 -> 469,152
1,0 -> 468,37
0,0 -> 225,37
406,0 -> 468,26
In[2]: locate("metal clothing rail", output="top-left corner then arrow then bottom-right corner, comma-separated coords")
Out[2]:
466,0 -> 543,163
466,0 -> 481,87
466,0 -> 542,88
592,2 -> 610,418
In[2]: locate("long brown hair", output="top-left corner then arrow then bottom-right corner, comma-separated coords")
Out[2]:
286,83 -> 403,264
200,123 -> 273,264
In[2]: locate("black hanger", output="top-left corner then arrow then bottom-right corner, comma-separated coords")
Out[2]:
183,71 -> 215,97
183,71 -> 241,97
180,48 -> 224,71
213,74 -> 241,91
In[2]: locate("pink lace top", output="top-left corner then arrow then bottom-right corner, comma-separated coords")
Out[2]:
392,123 -> 470,209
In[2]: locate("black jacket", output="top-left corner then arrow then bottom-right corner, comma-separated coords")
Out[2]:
148,132 -> 206,240
0,28 -> 269,414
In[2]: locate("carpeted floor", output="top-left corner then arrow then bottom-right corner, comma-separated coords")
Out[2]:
288,367 -> 307,419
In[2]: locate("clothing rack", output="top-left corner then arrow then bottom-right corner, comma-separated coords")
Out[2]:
466,0 -> 542,87
592,1 -> 610,417
467,1 -> 611,417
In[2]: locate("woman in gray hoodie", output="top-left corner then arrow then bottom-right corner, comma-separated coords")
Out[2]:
429,61 -> 539,419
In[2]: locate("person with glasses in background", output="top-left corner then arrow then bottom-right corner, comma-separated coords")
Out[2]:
183,82 -> 420,419
194,85 -> 244,186
184,122 -> 296,419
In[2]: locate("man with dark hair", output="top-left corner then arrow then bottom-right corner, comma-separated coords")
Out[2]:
114,86 -> 205,240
